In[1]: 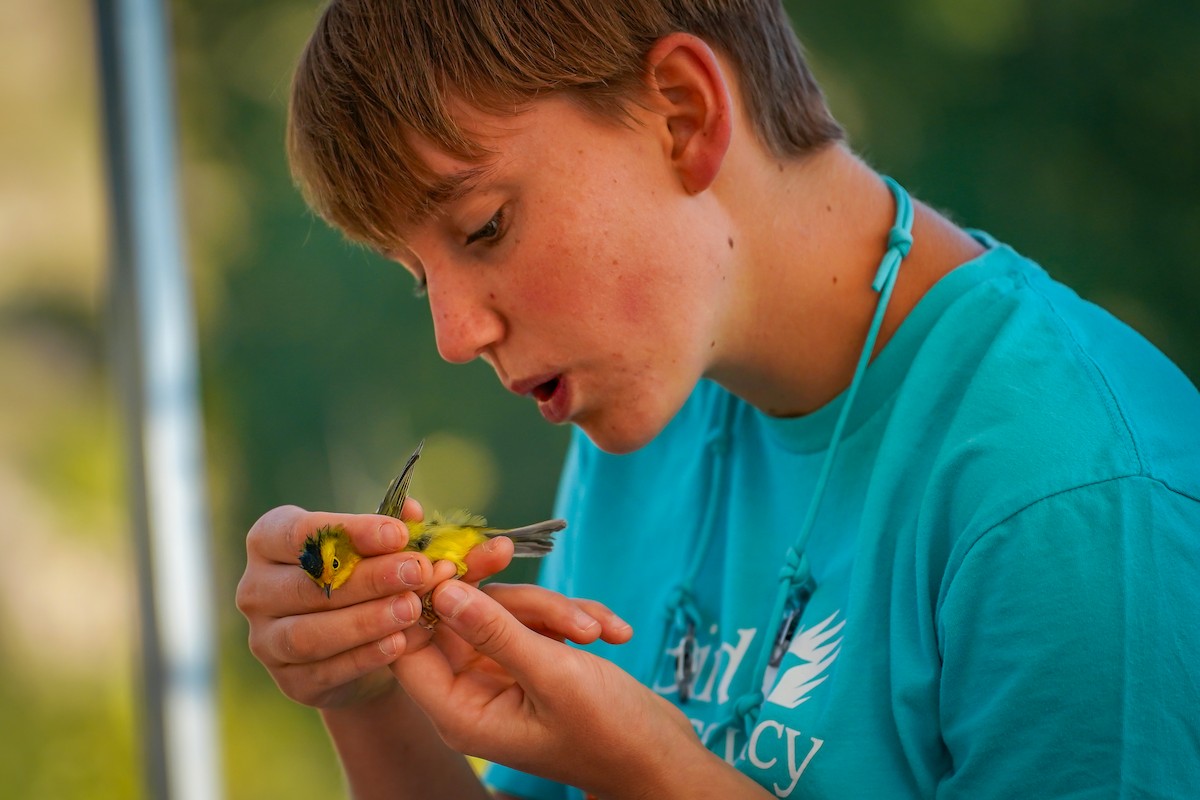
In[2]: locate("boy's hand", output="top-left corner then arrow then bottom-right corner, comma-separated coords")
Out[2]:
235,504 -> 512,709
391,583 -> 762,798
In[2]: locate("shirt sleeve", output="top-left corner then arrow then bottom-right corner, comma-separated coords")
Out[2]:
936,475 -> 1200,798
484,763 -> 572,800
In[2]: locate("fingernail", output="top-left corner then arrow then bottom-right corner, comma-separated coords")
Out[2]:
482,536 -> 503,552
379,633 -> 400,657
573,609 -> 599,633
379,522 -> 402,550
437,581 -> 470,619
398,559 -> 423,588
391,594 -> 418,625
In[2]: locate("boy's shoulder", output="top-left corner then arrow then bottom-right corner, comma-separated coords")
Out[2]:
904,240 -> 1200,526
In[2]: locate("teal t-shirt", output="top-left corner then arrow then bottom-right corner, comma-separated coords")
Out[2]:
487,238 -> 1200,798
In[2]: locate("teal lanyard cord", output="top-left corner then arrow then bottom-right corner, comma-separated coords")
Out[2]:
657,389 -> 737,702
685,176 -> 916,747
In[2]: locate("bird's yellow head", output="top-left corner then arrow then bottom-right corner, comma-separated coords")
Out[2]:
299,525 -> 361,597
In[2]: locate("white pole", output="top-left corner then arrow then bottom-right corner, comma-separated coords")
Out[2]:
94,0 -> 222,797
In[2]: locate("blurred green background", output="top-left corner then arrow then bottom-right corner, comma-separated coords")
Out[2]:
1,0 -> 1195,797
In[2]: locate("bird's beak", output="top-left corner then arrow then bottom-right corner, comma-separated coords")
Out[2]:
324,583 -> 332,599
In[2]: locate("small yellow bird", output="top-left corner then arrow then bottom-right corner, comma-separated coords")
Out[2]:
298,525 -> 362,598
299,441 -> 566,598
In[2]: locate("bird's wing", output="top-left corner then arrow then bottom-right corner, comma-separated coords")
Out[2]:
376,440 -> 424,518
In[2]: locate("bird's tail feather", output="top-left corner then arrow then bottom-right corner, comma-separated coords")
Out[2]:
490,518 -> 567,557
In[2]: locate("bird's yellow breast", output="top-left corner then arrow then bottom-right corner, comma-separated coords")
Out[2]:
406,523 -> 490,577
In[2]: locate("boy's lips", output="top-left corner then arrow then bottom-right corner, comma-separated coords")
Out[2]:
530,377 -> 559,402
508,373 -> 572,423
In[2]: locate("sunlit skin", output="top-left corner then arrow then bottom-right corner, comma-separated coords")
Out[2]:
390,40 -> 983,454
394,97 -> 733,454
249,33 -> 993,800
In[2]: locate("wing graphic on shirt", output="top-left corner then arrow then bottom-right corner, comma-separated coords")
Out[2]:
764,610 -> 845,709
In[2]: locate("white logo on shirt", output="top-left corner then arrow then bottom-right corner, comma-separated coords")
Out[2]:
765,610 -> 844,709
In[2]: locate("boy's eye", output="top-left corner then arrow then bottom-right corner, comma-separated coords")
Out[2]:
465,208 -> 505,246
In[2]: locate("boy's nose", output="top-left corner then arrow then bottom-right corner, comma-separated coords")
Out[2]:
429,287 -> 504,365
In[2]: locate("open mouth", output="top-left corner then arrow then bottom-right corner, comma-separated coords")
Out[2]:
509,373 -> 571,424
531,376 -> 561,403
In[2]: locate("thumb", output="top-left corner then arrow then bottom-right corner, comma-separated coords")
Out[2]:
432,580 -> 549,680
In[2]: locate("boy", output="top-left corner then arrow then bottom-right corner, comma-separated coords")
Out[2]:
237,1 -> 1200,797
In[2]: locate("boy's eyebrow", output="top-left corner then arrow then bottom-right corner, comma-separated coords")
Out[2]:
424,165 -> 494,211
402,163 -> 496,234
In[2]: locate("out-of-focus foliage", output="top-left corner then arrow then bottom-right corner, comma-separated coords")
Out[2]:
0,3 -> 137,799
1,0 -> 1195,797
788,0 -> 1199,378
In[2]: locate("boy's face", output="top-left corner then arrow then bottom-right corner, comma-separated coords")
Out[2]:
394,95 -> 733,454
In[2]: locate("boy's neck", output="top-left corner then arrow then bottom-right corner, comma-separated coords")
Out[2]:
708,144 -> 985,417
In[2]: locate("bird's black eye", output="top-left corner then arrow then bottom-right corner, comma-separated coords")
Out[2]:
332,558 -> 340,570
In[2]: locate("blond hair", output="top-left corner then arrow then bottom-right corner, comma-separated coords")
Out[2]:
287,0 -> 844,251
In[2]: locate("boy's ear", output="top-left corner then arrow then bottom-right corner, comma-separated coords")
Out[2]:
644,33 -> 733,195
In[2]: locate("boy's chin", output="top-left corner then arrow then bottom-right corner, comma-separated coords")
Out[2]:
574,409 -> 670,456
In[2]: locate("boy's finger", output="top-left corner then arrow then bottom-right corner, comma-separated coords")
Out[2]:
258,592 -> 423,666
460,535 -> 515,582
482,583 -> 626,643
428,580 -> 554,683
238,553 -> 436,617
250,507 -> 413,563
